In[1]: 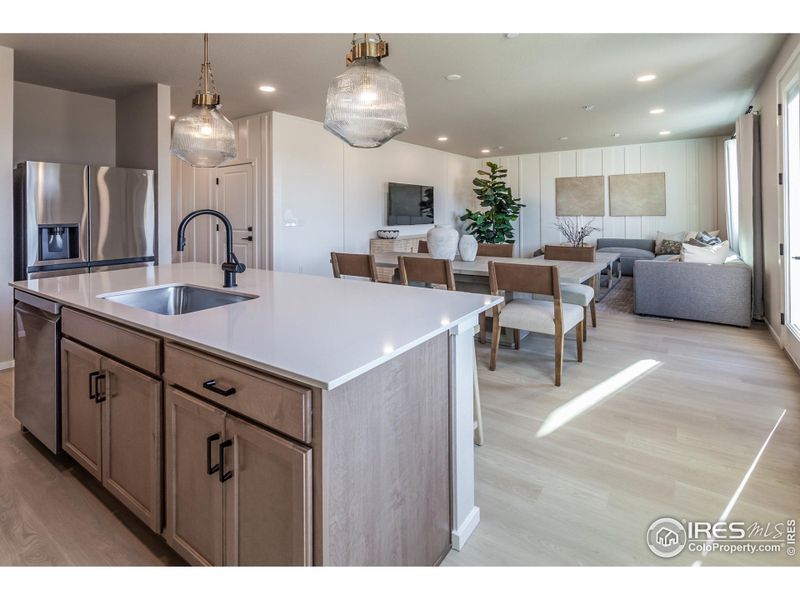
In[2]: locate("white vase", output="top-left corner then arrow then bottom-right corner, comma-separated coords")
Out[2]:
426,225 -> 459,260
458,234 -> 478,262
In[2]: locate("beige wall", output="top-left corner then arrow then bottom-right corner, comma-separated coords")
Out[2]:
0,47 -> 13,367
750,34 -> 800,337
13,81 -> 115,166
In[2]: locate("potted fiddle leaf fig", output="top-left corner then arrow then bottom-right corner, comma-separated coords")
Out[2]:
460,162 -> 525,244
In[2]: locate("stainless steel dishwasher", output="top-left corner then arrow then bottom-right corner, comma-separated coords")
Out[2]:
13,289 -> 62,453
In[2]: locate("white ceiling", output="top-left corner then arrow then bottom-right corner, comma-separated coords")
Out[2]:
0,33 -> 786,157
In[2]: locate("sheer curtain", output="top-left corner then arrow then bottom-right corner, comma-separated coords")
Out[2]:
724,138 -> 739,253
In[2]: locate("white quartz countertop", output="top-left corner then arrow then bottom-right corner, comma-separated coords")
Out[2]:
11,263 -> 502,390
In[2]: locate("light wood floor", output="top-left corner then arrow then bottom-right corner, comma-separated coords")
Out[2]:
1,309 -> 799,566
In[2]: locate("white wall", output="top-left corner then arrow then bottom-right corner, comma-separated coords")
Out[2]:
0,47 -> 13,367
270,112 -> 478,276
13,81 -> 115,166
494,137 -> 726,258
750,34 -> 800,338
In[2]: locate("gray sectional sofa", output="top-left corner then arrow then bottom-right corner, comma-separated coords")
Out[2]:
595,238 -> 753,327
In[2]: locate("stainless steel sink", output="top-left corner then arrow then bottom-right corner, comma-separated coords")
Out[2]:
101,285 -> 257,315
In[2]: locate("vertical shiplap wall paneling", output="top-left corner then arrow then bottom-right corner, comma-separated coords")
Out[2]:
577,148 -> 603,244
697,137 -> 719,232
623,145 -> 643,239
602,146 -> 627,239
519,154 -> 541,258
539,153 -> 560,247
496,156 -> 521,255
685,140 -> 701,236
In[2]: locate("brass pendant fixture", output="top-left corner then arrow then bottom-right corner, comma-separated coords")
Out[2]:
324,34 -> 409,148
170,33 -> 236,168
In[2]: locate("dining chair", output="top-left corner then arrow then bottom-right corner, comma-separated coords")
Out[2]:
398,255 -> 484,445
417,239 -> 428,253
488,261 -> 584,386
543,245 -> 597,341
476,243 -> 513,343
330,252 -> 379,282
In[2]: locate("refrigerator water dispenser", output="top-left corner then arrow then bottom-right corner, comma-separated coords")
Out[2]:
39,224 -> 79,261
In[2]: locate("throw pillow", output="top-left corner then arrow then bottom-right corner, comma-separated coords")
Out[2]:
655,230 -> 686,254
695,230 -> 723,245
686,238 -> 708,247
681,240 -> 730,264
658,239 -> 683,255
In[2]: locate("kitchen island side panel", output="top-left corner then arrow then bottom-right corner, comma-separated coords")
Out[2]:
316,332 -> 451,566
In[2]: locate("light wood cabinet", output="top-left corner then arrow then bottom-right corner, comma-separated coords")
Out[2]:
61,337 -> 162,532
164,386 -> 312,566
61,338 -> 103,481
164,387 -> 226,566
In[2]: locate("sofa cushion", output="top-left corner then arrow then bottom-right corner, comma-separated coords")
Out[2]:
655,231 -> 686,253
681,240 -> 730,264
653,254 -> 680,262
601,246 -> 656,260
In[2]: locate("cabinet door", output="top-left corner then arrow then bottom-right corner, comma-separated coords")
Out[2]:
224,414 -> 312,566
165,387 -> 225,566
61,338 -> 103,480
102,357 -> 162,532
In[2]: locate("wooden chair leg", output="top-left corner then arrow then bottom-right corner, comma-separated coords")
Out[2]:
473,346 -> 484,446
554,333 -> 564,386
590,298 -> 597,328
479,312 -> 486,344
513,328 -> 521,350
582,306 -> 588,341
489,317 -> 501,371
576,321 -> 584,363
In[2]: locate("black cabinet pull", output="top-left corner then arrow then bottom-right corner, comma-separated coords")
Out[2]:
206,433 -> 221,475
219,439 -> 233,482
89,371 -> 107,403
203,379 -> 236,397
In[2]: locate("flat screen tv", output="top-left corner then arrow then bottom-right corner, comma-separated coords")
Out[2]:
387,182 -> 434,226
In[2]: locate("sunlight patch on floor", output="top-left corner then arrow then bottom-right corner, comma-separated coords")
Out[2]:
536,359 -> 662,438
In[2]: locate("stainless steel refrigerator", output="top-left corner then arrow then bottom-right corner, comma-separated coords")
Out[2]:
13,161 -> 156,281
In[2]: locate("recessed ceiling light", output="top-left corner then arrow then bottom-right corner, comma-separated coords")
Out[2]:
445,74 -> 462,81
637,74 -> 657,82
650,108 -> 665,114
504,33 -> 520,39
169,115 -> 176,120
481,149 -> 490,153
659,130 -> 671,136
259,85 -> 276,93
559,136 -> 569,141
611,133 -> 621,137
582,105 -> 595,112
437,136 -> 448,142
495,146 -> 505,150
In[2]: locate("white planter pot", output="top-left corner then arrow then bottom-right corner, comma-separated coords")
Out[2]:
426,225 -> 459,260
458,234 -> 478,262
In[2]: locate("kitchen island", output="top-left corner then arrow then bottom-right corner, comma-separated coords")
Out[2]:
11,262 -> 501,566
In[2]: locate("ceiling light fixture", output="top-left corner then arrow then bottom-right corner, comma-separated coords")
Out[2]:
659,130 -> 671,136
445,74 -> 462,81
637,74 -> 657,82
611,133 -> 621,137
170,34 -> 236,168
169,115 -> 176,121
583,105 -> 595,112
559,136 -> 569,141
481,149 -> 490,153
324,33 -> 408,149
259,85 -> 276,93
437,136 -> 448,141
649,108 -> 665,114
504,33 -> 520,39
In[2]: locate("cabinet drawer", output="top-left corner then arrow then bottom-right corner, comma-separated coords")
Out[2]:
62,308 -> 161,376
164,343 -> 311,444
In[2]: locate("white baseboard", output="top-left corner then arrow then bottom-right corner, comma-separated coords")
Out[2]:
451,506 -> 480,551
765,320 -> 782,347
0,360 -> 14,371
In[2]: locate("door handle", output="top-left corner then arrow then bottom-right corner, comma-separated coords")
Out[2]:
206,433 -> 221,475
203,379 -> 236,397
219,439 -> 233,482
241,236 -> 253,241
89,371 -> 107,403
792,256 -> 800,260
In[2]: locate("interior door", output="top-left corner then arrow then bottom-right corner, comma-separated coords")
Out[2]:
215,164 -> 256,269
164,387 -> 226,566
781,56 -> 800,367
102,356 -> 162,532
223,414 -> 312,566
61,338 -> 103,480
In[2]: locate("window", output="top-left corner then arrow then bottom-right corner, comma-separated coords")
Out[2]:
724,137 -> 739,252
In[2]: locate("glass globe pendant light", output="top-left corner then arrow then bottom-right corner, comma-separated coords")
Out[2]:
324,34 -> 408,148
170,33 -> 236,168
